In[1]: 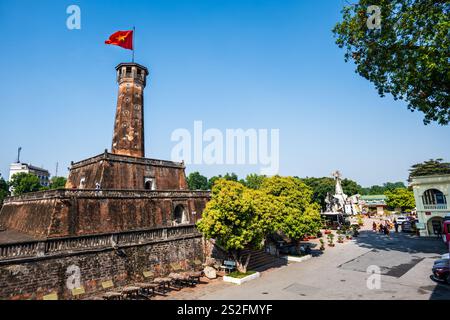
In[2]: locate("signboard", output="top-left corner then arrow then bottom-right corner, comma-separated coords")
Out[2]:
101,280 -> 114,289
143,271 -> 154,278
415,222 -> 426,230
71,287 -> 85,296
43,292 -> 58,300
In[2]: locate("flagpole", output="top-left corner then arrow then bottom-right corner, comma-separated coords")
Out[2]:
132,26 -> 135,63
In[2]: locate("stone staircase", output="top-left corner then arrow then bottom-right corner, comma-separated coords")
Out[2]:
241,248 -> 286,271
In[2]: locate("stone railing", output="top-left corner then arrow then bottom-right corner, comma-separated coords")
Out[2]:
4,189 -> 210,204
0,224 -> 200,262
423,204 -> 448,210
70,152 -> 185,169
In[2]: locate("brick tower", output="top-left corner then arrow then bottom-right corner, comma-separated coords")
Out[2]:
111,63 -> 149,158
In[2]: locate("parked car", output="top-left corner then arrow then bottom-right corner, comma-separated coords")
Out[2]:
396,216 -> 408,225
431,260 -> 450,283
401,219 -> 418,233
434,259 -> 449,266
442,253 -> 449,260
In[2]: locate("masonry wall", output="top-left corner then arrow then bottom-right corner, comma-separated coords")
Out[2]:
65,153 -> 188,190
0,190 -> 209,238
0,235 -> 204,300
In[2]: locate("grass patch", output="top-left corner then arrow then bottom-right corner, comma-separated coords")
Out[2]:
227,271 -> 256,279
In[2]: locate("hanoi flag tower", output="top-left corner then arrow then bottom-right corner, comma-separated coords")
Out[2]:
111,63 -> 148,158
0,61 -> 210,239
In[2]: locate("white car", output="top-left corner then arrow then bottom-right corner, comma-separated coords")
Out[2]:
396,216 -> 408,225
442,253 -> 449,260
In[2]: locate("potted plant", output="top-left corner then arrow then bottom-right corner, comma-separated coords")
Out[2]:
324,229 -> 332,235
357,215 -> 364,226
351,225 -> 360,237
337,235 -> 344,243
319,239 -> 325,251
327,233 -> 335,247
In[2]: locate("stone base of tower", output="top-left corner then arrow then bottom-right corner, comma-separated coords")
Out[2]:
0,189 -> 209,238
0,150 -> 209,238
65,151 -> 188,190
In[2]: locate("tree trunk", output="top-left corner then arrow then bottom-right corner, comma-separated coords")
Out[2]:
231,250 -> 252,273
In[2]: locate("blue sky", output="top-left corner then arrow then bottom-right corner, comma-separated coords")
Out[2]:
0,0 -> 448,187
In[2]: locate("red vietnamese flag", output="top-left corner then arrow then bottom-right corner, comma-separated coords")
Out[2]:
105,30 -> 133,50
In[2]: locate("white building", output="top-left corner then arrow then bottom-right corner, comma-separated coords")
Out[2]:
410,174 -> 450,237
9,162 -> 50,187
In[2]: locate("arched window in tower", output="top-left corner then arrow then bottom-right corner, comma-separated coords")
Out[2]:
422,189 -> 447,209
144,177 -> 155,190
173,204 -> 188,225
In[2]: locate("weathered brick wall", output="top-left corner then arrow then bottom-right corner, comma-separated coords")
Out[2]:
0,236 -> 205,300
0,199 -> 57,238
65,153 -> 188,190
0,190 -> 209,238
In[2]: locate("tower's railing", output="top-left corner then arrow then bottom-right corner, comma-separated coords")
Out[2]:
0,224 -> 200,262
3,189 -> 210,204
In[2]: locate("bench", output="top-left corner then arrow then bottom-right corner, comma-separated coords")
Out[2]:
120,286 -> 140,299
102,291 -> 123,300
219,260 -> 236,274
143,270 -> 171,294
134,282 -> 158,297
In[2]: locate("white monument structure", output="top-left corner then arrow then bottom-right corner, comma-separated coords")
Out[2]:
324,170 -> 358,215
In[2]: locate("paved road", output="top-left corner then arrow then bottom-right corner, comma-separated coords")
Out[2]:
193,230 -> 450,300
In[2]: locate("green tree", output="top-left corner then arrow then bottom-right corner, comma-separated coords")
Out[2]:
260,176 -> 322,246
186,172 -> 209,190
49,176 -> 67,189
207,172 -> 239,189
9,172 -> 42,195
301,177 -> 335,209
333,1 -> 449,125
384,188 -> 416,211
0,177 -> 10,205
361,181 -> 406,195
242,174 -> 266,190
341,178 -> 364,196
196,179 -> 267,273
409,158 -> 450,180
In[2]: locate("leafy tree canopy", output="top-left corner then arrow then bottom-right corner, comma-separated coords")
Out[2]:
9,172 -> 42,195
207,172 -> 239,189
260,176 -> 322,242
196,179 -> 267,272
409,158 -> 450,180
186,172 -> 209,190
50,176 -> 67,189
384,188 -> 415,211
242,174 -> 267,190
0,177 -> 9,205
361,181 -> 406,195
197,176 -> 322,271
333,0 -> 449,125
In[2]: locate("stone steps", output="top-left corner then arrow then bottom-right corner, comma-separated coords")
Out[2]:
241,249 -> 286,271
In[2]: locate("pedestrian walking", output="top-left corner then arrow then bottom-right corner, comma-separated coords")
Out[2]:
384,224 -> 390,236
394,219 -> 399,233
372,221 -> 377,232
